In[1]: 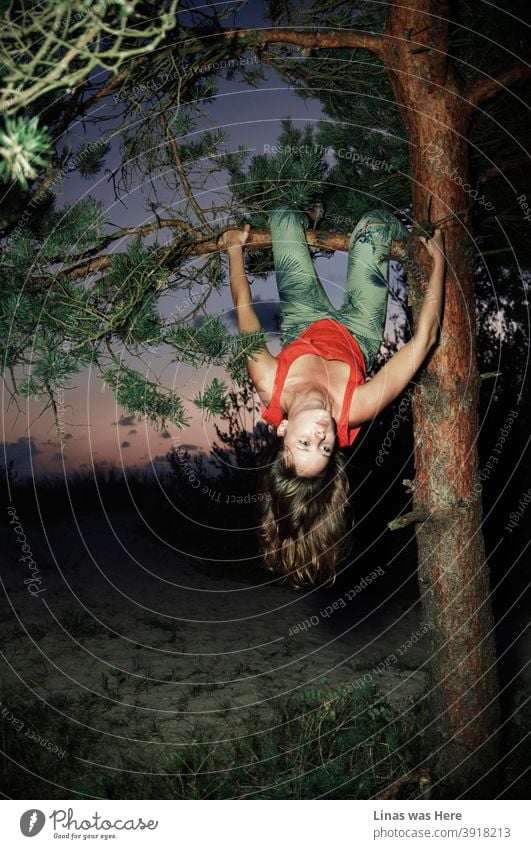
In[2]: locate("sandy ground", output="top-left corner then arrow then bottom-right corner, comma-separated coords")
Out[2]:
1,509 -> 529,772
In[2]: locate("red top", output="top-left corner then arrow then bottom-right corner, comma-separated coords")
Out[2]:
262,318 -> 367,448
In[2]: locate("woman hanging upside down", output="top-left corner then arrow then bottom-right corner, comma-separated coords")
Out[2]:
218,206 -> 446,588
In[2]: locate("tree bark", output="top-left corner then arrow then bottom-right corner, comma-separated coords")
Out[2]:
466,64 -> 531,108
382,0 -> 500,797
59,228 -> 405,281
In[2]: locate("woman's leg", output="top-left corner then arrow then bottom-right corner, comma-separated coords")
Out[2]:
338,210 -> 409,370
269,206 -> 335,346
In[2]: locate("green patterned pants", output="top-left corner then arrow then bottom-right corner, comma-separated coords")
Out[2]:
269,206 -> 408,370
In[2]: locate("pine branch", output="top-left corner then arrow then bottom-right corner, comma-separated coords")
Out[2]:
187,26 -> 385,57
388,507 -> 428,531
59,228 -> 408,281
466,63 -> 531,109
477,156 -> 531,186
42,218 -> 196,269
0,1 -> 181,115
160,112 -> 214,232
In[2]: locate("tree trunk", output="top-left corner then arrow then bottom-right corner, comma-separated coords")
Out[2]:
383,1 -> 500,797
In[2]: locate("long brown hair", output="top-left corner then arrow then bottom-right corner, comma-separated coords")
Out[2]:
259,436 -> 352,588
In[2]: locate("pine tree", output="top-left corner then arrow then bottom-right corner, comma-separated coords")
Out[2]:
1,2 -> 269,427
1,0 -> 530,796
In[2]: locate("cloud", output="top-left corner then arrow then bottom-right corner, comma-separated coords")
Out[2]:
121,441 -> 131,448
224,297 -> 280,332
115,414 -> 136,427
1,437 -> 42,477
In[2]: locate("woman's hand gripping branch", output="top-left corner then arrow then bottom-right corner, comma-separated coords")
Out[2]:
416,228 -> 446,346
217,224 -> 258,332
217,223 -> 276,399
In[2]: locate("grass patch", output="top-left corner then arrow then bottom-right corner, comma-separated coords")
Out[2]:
1,683 -> 434,799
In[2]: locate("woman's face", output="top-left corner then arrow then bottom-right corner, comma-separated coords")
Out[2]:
278,409 -> 336,477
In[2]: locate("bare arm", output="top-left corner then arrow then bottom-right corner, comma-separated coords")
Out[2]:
219,226 -> 277,400
225,229 -> 259,333
349,229 -> 446,425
